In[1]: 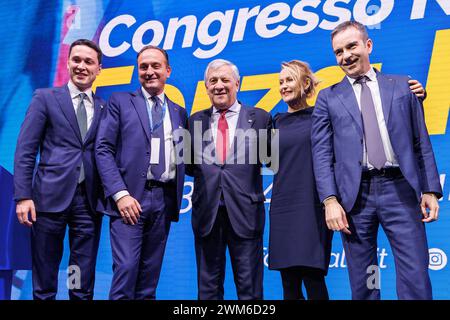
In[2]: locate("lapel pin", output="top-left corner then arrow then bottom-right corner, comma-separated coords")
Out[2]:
100,105 -> 104,109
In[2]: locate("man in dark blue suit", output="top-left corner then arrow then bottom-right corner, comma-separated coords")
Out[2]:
95,45 -> 187,299
311,21 -> 442,300
14,39 -> 105,300
187,59 -> 272,300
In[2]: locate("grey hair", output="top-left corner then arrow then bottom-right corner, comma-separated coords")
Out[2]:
331,20 -> 369,42
204,59 -> 240,83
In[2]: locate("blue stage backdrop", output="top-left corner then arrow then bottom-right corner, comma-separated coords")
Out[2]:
0,0 -> 449,299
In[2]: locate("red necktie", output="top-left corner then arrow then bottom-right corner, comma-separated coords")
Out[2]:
216,110 -> 228,164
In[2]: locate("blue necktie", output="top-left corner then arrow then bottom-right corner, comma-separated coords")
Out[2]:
150,96 -> 165,180
356,76 -> 387,170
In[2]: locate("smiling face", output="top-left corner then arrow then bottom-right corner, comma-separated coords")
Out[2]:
332,26 -> 373,78
205,65 -> 239,110
279,67 -> 303,104
138,48 -> 171,96
67,45 -> 101,91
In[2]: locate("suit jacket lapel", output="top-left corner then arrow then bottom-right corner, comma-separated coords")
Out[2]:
130,89 -> 152,143
236,104 -> 255,131
230,104 -> 255,155
203,107 -> 214,148
55,85 -> 82,143
336,78 -> 363,137
167,97 -> 181,133
376,72 -> 394,125
199,107 -> 216,165
84,95 -> 104,143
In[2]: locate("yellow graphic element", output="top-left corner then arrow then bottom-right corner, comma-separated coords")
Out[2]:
92,40 -> 449,136
308,63 -> 382,106
190,81 -> 211,115
240,73 -> 280,112
92,66 -> 135,92
424,29 -> 450,135
92,65 -> 185,108
165,84 -> 186,108
94,64 -> 386,117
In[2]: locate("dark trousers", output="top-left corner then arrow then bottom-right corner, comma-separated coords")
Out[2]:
280,266 -> 329,300
195,206 -> 263,300
342,172 -> 432,300
109,186 -> 171,300
31,183 -> 102,300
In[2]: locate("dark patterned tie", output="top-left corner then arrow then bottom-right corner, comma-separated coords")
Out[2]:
356,76 -> 387,170
76,93 -> 88,183
150,96 -> 165,180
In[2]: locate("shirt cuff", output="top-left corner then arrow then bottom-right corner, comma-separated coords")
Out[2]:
323,195 -> 337,205
113,190 -> 130,202
423,192 -> 438,199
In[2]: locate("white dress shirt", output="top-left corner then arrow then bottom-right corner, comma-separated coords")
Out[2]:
68,81 -> 95,184
211,99 -> 241,148
68,80 -> 94,130
347,68 -> 398,169
141,88 -> 176,182
113,88 -> 176,202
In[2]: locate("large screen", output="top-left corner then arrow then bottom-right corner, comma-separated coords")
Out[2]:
1,0 -> 449,299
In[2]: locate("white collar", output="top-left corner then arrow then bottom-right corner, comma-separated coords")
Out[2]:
141,87 -> 165,104
347,67 -> 377,85
213,99 -> 240,114
68,80 -> 93,103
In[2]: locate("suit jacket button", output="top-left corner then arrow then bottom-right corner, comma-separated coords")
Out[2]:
142,173 -> 146,177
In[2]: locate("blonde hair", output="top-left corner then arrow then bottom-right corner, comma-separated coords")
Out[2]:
280,60 -> 319,99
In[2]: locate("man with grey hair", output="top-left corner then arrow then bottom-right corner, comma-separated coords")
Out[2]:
187,59 -> 272,300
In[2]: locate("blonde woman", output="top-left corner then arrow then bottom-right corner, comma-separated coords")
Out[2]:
268,60 -> 332,300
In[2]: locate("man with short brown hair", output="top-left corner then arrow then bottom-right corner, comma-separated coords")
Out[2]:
96,45 -> 187,299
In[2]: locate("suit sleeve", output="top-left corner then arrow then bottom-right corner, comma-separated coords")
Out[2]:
311,90 -> 339,203
13,90 -> 48,201
409,90 -> 443,198
95,93 -> 128,198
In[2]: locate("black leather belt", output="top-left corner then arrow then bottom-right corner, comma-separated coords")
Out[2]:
362,167 -> 402,179
145,180 -> 167,189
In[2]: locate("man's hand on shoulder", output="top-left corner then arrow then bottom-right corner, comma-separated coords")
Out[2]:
408,79 -> 426,99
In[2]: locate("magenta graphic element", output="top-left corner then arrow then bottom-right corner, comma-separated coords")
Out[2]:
53,5 -> 79,87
